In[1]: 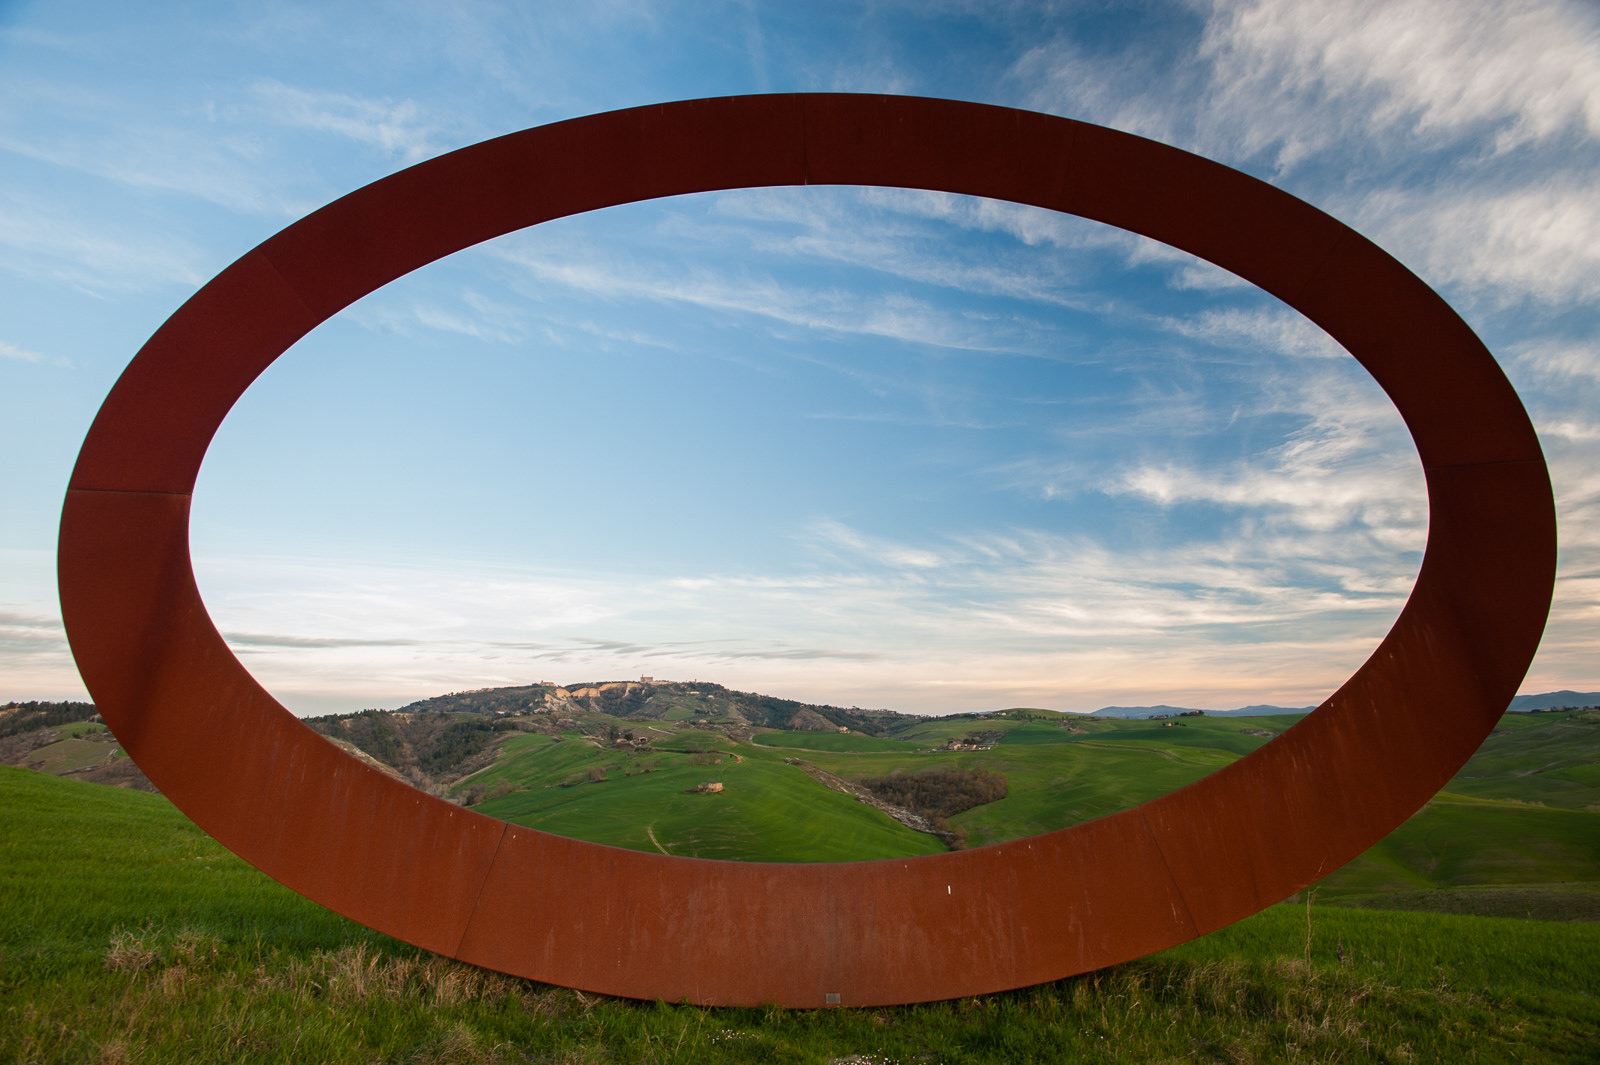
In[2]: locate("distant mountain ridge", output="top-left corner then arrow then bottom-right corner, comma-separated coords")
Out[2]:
1087,692 -> 1600,719
1086,704 -> 1314,719
1509,691 -> 1600,711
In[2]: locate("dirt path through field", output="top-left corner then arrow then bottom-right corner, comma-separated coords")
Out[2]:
644,825 -> 671,855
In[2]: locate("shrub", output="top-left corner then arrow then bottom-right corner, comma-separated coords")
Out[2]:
856,766 -> 1007,821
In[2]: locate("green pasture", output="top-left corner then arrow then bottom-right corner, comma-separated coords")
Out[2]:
1448,709 -> 1600,809
952,741 -> 1236,846
450,711 -> 1600,890
461,731 -> 587,780
749,729 -> 916,752
650,726 -> 737,750
986,720 -> 1085,745
1314,792 -> 1600,897
469,736 -> 944,861
1069,726 -> 1279,757
1166,897 -> 1600,1001
5,765 -> 1600,1064
886,714 -> 1036,744
994,713 -> 1297,756
56,719 -> 110,738
422,708 -> 1600,929
0,766 -> 391,979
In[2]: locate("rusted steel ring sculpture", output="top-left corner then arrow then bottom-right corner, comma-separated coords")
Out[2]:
59,95 -> 1555,1007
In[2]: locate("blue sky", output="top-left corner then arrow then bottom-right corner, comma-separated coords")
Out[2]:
3,1 -> 1597,717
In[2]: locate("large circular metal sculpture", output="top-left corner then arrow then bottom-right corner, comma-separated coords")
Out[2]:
59,95 -> 1555,1007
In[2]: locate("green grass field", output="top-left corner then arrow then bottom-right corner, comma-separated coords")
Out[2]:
1309,792 -> 1600,917
471,737 -> 945,861
461,719 -> 1256,860
438,711 -> 1600,927
17,702 -> 1594,918
0,766 -> 394,979
749,730 -> 918,752
1445,710 -> 1600,809
4,765 -> 1598,1064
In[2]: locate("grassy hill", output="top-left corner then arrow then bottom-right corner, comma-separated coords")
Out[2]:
5,694 -> 1599,1059
465,734 -> 945,861
9,689 -> 1598,919
0,699 -> 154,790
1446,707 -> 1600,808
383,679 -> 915,735
4,765 -> 1599,1064
421,705 -> 1600,922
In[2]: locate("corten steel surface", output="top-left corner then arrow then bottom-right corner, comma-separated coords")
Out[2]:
59,94 -> 1555,1007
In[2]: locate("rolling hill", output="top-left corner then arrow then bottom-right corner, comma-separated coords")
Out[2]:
298,684 -> 1600,919
6,686 -> 1597,919
5,762 -> 1598,1063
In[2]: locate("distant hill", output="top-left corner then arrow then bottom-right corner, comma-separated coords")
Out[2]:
1510,691 -> 1600,711
388,679 -> 914,735
0,699 -> 153,791
1089,704 -> 1315,719
0,699 -> 98,738
7,685 -> 1595,799
301,679 -> 921,788
1089,692 -> 1600,718
4,688 -> 1597,921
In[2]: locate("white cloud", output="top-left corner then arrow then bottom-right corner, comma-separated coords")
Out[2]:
0,340 -> 43,362
185,516 -> 1420,716
0,609 -> 69,654
1107,359 -> 1425,542
1015,0 -> 1600,312
495,242 -> 1054,355
342,286 -> 530,345
1200,0 -> 1600,162
1503,341 -> 1600,551
720,186 -> 1268,306
0,550 -> 85,700
248,79 -> 447,163
1512,340 -> 1600,385
1351,178 -> 1600,307
804,519 -> 948,571
1004,1 -> 1600,709
0,79 -> 311,217
0,69 -> 460,222
1157,306 -> 1346,361
0,195 -> 206,294
706,189 -> 1104,310
5,0 -> 1591,716
0,339 -> 69,368
1541,420 -> 1600,445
